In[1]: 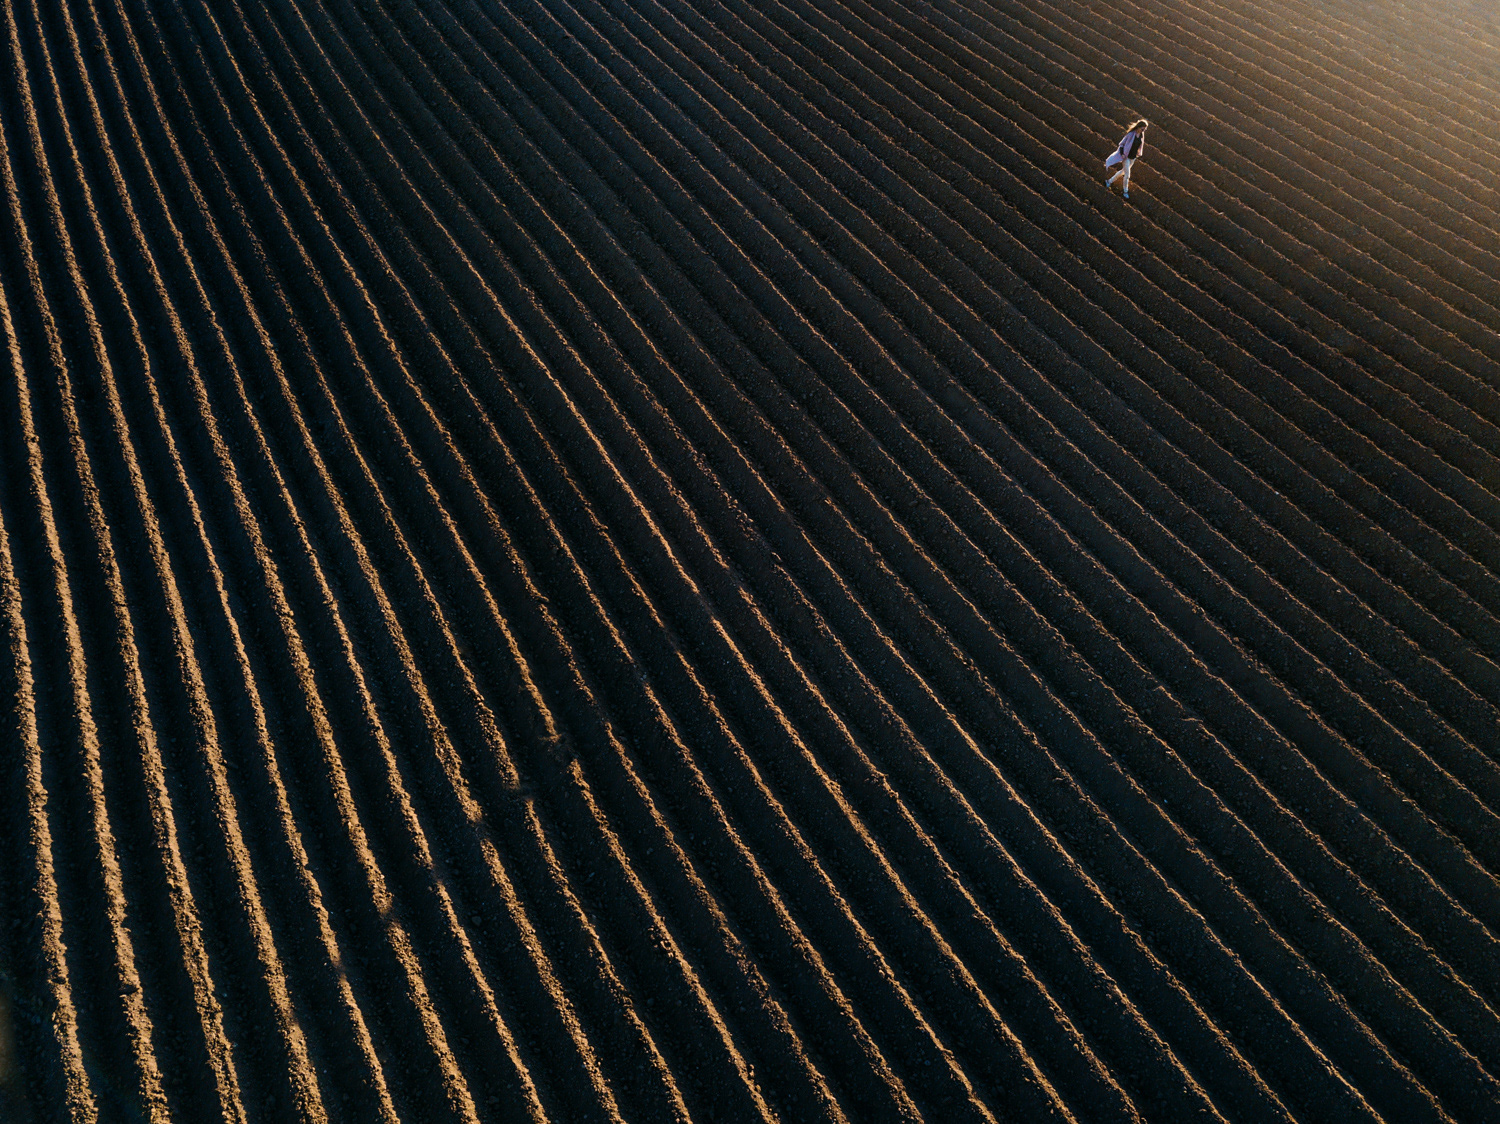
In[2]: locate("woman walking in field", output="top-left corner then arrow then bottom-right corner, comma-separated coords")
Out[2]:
1105,118 -> 1148,199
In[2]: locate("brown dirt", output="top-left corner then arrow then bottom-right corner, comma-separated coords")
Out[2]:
2,0 -> 1498,1118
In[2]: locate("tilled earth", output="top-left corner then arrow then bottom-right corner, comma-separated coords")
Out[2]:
1,0 -> 1498,1119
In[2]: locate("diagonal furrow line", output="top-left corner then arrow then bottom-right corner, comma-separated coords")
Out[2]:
0,277 -> 98,1124
6,0 -> 1498,1117
340,4 -> 1476,1116
441,0 -> 1500,1110
501,0 -> 1500,1098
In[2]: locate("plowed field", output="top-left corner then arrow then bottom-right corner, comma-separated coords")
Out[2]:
3,0 -> 1498,1118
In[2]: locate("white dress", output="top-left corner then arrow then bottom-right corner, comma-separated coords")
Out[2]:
1104,129 -> 1139,168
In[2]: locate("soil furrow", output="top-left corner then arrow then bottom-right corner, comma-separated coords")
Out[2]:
168,0 -> 840,1110
0,282 -> 97,1124
393,0 -> 1494,1110
459,6 -> 1500,1116
7,0 -> 1499,1116
649,0 -> 1500,704
246,0 -> 1104,1110
345,10 -> 1152,1116
768,0 -> 1500,612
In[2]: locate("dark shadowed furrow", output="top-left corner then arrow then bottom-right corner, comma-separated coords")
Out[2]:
2,0 -> 1497,1120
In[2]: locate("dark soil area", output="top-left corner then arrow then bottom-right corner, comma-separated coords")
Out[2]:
2,0 -> 1497,1118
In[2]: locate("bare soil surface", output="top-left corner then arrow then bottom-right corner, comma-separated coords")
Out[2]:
2,0 -> 1498,1118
